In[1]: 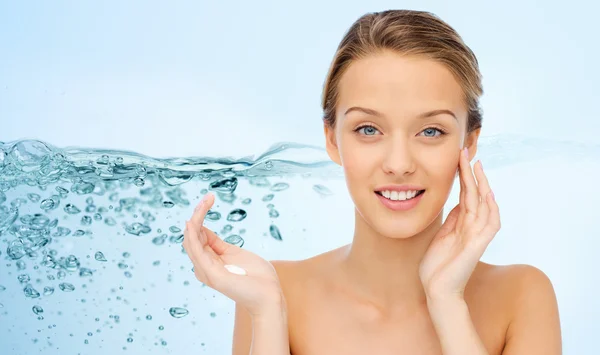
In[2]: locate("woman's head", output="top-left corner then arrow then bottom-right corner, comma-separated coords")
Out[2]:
323,10 -> 483,239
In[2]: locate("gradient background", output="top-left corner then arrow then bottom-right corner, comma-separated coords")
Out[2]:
1,0 -> 598,354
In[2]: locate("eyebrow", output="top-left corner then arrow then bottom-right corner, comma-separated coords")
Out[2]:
344,106 -> 457,120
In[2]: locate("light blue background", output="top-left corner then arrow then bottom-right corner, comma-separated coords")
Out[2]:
1,0 -> 598,354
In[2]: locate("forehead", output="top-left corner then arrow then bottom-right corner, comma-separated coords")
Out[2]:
336,51 -> 467,120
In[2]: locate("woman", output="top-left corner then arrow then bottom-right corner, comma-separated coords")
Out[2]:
182,9 -> 562,355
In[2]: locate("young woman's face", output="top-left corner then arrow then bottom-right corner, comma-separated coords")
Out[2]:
325,51 -> 480,238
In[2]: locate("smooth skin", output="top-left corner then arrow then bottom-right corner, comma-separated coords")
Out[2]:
184,51 -> 561,354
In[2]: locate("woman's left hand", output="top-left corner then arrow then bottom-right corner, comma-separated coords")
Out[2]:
419,147 -> 501,300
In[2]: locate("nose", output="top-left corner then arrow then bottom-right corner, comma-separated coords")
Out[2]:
381,138 -> 416,176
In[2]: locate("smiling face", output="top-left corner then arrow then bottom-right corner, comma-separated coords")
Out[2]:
325,50 -> 481,239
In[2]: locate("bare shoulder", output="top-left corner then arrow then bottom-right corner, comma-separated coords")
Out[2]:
472,262 -> 562,354
270,246 -> 344,293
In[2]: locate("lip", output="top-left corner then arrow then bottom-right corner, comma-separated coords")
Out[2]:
375,190 -> 425,211
374,184 -> 425,192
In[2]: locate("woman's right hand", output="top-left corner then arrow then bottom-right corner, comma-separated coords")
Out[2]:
183,192 -> 285,318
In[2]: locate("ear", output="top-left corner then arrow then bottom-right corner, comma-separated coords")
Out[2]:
464,128 -> 481,161
324,123 -> 342,166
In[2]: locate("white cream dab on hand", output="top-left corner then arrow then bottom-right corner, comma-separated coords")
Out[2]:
224,264 -> 247,276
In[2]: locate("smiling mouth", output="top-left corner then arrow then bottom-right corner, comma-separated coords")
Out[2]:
375,190 -> 426,201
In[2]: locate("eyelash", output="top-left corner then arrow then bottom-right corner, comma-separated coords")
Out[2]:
353,124 -> 448,138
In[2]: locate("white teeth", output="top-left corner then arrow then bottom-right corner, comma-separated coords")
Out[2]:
379,190 -> 421,201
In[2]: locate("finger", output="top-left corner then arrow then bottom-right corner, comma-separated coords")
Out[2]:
438,204 -> 461,236
459,147 -> 479,217
190,192 -> 215,228
186,220 -> 229,288
474,160 -> 492,199
481,192 -> 501,237
473,161 -> 491,230
183,220 -> 208,281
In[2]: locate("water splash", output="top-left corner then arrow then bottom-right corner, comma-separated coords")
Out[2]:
0,135 -> 597,352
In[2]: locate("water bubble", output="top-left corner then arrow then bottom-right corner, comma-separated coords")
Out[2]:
313,184 -> 333,196
71,181 -> 95,195
209,177 -> 238,194
73,230 -> 85,237
169,307 -> 189,318
270,182 -> 289,192
9,140 -> 52,172
269,224 -> 282,241
85,204 -> 96,213
23,284 -> 40,298
206,211 -> 221,221
27,193 -> 41,202
210,312 -> 216,318
162,201 -> 174,208
59,283 -> 75,292
56,186 -> 69,197
227,209 -> 247,222
94,252 -> 107,262
269,209 -> 280,218
0,285 -> 6,291
152,234 -> 167,245
32,305 -> 44,315
169,226 -> 181,233
40,197 -> 58,211
104,217 -> 116,226
16,260 -> 26,270
63,203 -> 81,214
262,194 -> 274,202
169,234 -> 184,244
146,314 -> 152,320
221,224 -> 233,234
124,222 -> 151,236
79,268 -> 93,277
242,198 -> 252,205
43,286 -> 54,296
224,235 -> 244,248
81,215 -> 92,225
18,274 -> 31,283
61,255 -> 80,271
249,177 -> 270,187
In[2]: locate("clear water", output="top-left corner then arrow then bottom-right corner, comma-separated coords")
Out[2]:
0,136 -> 598,354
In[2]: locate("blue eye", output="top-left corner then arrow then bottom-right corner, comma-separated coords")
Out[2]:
421,127 -> 446,138
355,125 -> 380,136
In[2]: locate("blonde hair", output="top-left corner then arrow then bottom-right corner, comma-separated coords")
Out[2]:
321,10 -> 483,133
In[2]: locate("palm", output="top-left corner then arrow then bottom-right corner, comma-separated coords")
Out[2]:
419,205 -> 482,296
183,193 -> 284,317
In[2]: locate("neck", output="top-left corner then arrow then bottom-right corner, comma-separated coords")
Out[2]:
340,208 -> 444,312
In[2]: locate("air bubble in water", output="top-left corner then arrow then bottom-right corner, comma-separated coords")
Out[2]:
313,184 -> 333,196
59,283 -> 75,292
227,209 -> 247,222
209,177 -> 238,194
269,224 -> 282,241
64,203 -> 80,214
32,305 -> 43,315
94,251 -> 107,262
206,211 -> 221,221
224,235 -> 244,248
270,182 -> 289,192
169,307 -> 189,318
